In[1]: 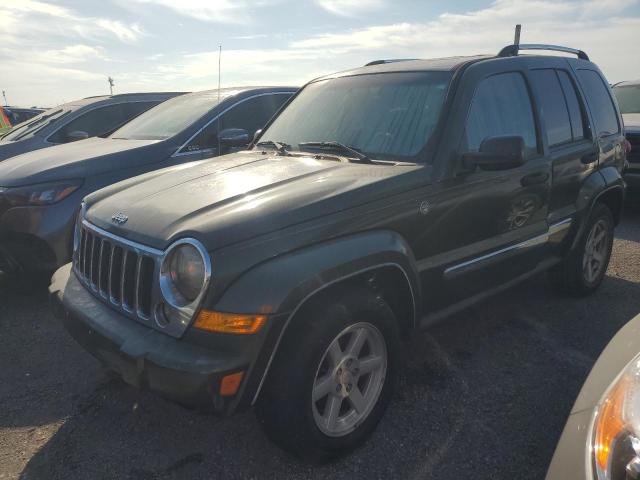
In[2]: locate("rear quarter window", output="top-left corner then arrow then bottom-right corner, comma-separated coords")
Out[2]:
577,69 -> 620,137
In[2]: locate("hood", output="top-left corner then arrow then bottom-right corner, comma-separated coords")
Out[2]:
0,137 -> 42,162
86,151 -> 424,250
623,113 -> 640,132
0,137 -> 165,187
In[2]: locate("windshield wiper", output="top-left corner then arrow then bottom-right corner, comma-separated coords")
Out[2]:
298,141 -> 372,163
256,140 -> 291,155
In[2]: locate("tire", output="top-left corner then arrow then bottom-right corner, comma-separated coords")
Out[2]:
550,202 -> 614,296
255,287 -> 401,462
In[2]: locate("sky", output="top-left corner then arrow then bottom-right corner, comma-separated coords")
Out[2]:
1,0 -> 639,107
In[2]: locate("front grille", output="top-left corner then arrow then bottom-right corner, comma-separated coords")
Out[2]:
74,221 -> 162,322
628,133 -> 640,164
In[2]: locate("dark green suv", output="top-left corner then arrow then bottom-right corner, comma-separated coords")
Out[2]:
51,44 -> 626,461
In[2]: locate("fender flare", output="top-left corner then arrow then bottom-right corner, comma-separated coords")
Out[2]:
212,229 -> 421,405
570,167 -> 625,251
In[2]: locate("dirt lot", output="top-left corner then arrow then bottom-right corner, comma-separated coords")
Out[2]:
1,210 -> 639,480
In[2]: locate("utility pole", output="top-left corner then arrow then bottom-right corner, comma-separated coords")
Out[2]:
2,91 -> 7,106
514,24 -> 521,45
108,76 -> 115,96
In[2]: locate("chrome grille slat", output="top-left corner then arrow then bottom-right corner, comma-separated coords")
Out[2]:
89,234 -> 97,290
98,240 -> 106,297
74,221 -> 162,330
121,250 -> 131,312
134,255 -> 142,316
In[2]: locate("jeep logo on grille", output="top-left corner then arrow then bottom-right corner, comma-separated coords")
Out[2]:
111,212 -> 128,225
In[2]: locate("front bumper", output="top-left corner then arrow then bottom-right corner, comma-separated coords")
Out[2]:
49,264 -> 278,412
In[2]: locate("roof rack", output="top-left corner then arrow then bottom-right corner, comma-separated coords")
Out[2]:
498,44 -> 589,61
365,58 -> 418,66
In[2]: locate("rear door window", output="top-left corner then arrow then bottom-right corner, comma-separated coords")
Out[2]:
464,72 -> 538,158
577,69 -> 620,137
557,70 -> 587,141
530,70 -> 573,147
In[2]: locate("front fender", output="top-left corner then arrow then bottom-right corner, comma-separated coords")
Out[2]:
211,229 -> 421,408
214,229 -> 421,321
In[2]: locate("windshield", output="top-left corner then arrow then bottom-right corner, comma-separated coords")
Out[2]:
111,91 -> 224,140
2,108 -> 70,141
258,71 -> 452,162
614,84 -> 640,114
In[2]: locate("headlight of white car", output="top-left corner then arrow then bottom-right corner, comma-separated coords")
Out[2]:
592,353 -> 640,480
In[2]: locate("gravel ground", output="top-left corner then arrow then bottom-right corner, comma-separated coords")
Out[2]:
1,210 -> 638,480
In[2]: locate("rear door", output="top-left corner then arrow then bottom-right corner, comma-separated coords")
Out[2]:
575,69 -> 626,171
529,68 -> 597,232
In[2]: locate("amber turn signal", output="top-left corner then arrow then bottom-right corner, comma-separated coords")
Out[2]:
194,310 -> 267,334
220,371 -> 244,397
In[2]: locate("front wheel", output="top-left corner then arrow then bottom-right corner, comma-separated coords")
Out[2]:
256,288 -> 400,462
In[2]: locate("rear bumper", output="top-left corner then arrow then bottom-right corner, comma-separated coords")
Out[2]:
49,264 -> 280,412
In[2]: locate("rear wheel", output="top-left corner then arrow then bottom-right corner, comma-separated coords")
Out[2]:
256,287 -> 400,462
551,203 -> 614,296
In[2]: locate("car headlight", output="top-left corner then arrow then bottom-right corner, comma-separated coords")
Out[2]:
592,353 -> 640,480
158,239 -> 211,327
1,179 -> 82,206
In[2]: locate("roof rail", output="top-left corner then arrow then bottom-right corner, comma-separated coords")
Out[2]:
498,44 -> 589,60
365,58 -> 418,66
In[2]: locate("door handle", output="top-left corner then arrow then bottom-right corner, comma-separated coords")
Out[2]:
521,171 -> 549,187
581,151 -> 598,164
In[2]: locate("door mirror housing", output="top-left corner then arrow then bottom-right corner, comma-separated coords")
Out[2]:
219,128 -> 250,148
67,130 -> 89,142
252,129 -> 262,144
462,135 -> 526,171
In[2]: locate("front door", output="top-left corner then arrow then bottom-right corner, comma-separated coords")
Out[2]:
423,69 -> 552,312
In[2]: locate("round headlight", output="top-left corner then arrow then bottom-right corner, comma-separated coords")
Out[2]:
160,240 -> 210,309
167,244 -> 205,302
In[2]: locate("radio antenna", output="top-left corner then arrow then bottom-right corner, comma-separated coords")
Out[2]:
217,44 -> 222,155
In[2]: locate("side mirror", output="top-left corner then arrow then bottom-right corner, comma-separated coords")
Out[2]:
252,129 -> 262,144
219,128 -> 250,148
67,130 -> 89,142
462,135 -> 526,171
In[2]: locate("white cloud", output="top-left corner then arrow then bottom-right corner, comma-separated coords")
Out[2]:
36,45 -> 107,64
315,0 -> 386,17
0,0 -> 144,45
290,0 -> 640,82
129,0 -> 283,24
2,0 -> 639,106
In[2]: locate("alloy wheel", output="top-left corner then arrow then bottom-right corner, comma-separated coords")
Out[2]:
311,322 -> 388,437
583,219 -> 609,283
